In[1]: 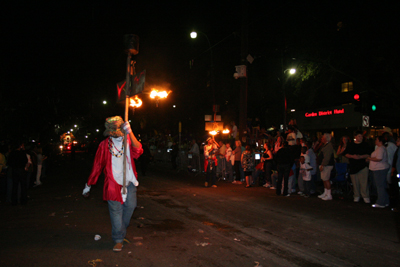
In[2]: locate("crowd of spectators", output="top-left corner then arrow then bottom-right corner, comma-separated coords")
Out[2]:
180,121 -> 400,212
0,140 -> 53,205
1,120 -> 399,212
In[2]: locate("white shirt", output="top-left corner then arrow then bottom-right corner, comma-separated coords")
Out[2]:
110,137 -> 138,186
225,147 -> 232,162
231,125 -> 238,139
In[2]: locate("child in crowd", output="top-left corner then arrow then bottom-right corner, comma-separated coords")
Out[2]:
297,146 -> 310,195
299,155 -> 313,197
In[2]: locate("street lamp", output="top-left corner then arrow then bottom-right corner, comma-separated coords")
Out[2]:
282,68 -> 296,131
190,30 -> 214,105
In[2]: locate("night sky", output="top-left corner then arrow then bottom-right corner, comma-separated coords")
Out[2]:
2,1 -> 399,141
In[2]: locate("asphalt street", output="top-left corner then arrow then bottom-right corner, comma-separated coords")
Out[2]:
1,152 -> 399,267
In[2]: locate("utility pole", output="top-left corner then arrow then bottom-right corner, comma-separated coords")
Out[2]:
239,0 -> 248,140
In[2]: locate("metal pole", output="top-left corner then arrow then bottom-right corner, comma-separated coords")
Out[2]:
281,57 -> 286,132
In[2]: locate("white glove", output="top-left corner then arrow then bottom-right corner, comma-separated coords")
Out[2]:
82,183 -> 91,195
122,122 -> 132,134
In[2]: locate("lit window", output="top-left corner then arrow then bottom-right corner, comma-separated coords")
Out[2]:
341,82 -> 353,92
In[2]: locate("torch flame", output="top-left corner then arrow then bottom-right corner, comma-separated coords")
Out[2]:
222,129 -> 230,134
209,130 -> 218,136
150,89 -> 170,99
130,96 -> 142,108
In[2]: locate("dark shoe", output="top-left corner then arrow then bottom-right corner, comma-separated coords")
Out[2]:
113,242 -> 123,252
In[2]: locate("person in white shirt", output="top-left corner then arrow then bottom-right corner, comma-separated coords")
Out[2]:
188,139 -> 200,171
231,121 -> 238,140
299,155 -> 313,197
368,136 -> 390,208
225,142 -> 234,182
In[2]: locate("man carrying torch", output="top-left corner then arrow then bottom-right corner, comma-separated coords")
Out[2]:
82,116 -> 143,252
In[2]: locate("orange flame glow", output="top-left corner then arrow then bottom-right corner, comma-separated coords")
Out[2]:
130,96 -> 142,108
150,89 -> 170,99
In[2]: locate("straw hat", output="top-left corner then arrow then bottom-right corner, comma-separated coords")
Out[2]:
383,127 -> 392,135
103,116 -> 124,137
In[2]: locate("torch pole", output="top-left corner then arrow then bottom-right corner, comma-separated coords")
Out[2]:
122,53 -> 132,195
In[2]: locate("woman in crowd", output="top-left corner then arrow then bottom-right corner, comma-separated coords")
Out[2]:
241,145 -> 254,188
368,136 -> 390,208
232,140 -> 242,184
274,136 -> 284,155
336,136 -> 350,164
262,143 -> 274,187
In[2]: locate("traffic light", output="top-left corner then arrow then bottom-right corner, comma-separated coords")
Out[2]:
371,104 -> 377,111
353,94 -> 362,112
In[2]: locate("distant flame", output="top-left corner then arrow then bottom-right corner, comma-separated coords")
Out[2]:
130,96 -> 142,108
222,129 -> 230,134
150,89 -> 170,99
209,130 -> 218,136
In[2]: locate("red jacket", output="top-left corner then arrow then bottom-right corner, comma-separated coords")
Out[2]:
87,137 -> 143,204
204,155 -> 218,172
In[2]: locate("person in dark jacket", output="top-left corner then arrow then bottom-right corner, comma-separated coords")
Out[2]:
275,142 -> 295,196
8,141 -> 29,205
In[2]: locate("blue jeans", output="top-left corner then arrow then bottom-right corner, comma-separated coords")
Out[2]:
107,183 -> 137,243
373,169 -> 390,206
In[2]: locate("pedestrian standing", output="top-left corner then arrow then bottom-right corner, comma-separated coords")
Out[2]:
344,131 -> 372,203
367,136 -> 390,208
318,133 -> 335,201
232,140 -> 242,184
82,116 -> 143,252
241,145 -> 254,188
204,137 -> 219,187
275,141 -> 294,196
299,155 -> 313,197
8,141 -> 29,205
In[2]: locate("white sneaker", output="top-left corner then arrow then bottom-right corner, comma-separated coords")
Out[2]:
354,197 -> 360,202
297,191 -> 304,195
322,195 -> 332,201
263,184 -> 271,188
318,193 -> 326,199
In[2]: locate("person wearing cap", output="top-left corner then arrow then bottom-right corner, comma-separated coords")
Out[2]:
204,137 -> 219,187
82,116 -> 143,252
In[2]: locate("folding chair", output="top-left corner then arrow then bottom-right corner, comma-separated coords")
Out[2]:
331,162 -> 352,197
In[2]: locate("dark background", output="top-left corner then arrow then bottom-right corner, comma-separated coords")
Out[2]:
2,1 -> 399,142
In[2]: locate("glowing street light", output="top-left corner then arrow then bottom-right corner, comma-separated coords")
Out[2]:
190,31 -> 197,39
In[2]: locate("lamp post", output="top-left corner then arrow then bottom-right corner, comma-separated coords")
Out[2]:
190,31 -> 214,105
281,66 -> 296,131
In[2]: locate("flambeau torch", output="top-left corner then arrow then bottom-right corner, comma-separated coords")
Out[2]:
150,89 -> 170,107
129,96 -> 142,114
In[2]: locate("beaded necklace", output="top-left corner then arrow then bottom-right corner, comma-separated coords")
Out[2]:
108,137 -> 124,158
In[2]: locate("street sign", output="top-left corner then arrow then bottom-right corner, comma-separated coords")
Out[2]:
362,115 -> 370,127
205,115 -> 221,121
